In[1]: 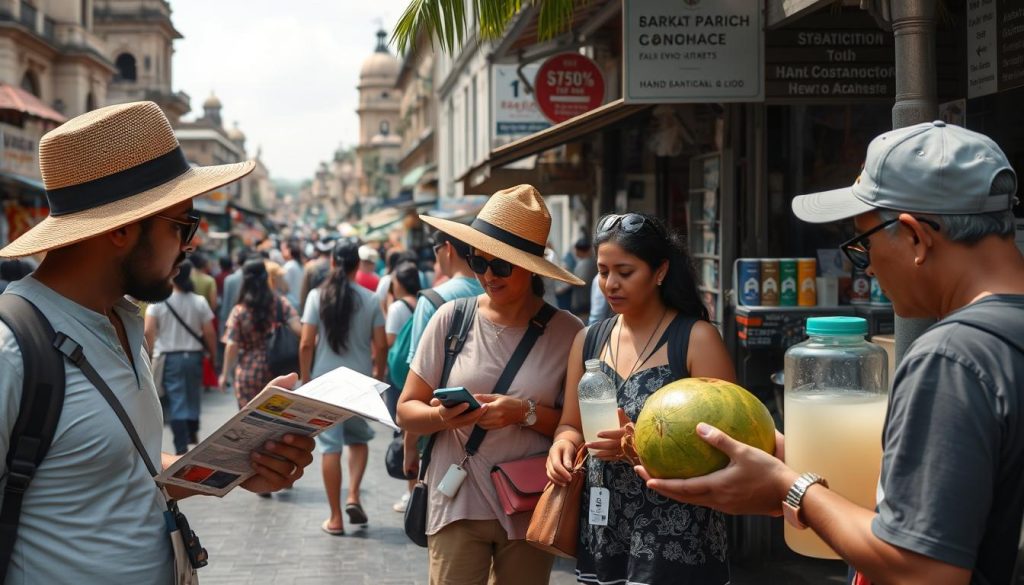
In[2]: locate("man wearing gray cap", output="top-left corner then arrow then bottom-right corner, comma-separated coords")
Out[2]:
634,121 -> 1024,585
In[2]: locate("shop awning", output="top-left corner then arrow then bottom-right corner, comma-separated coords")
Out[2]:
0,171 -> 45,194
460,99 -> 651,193
0,84 -> 66,124
400,164 -> 430,189
229,200 -> 266,218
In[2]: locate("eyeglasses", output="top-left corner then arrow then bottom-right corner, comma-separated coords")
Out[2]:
467,253 -> 514,278
154,212 -> 201,246
840,216 -> 940,270
431,242 -> 445,255
597,213 -> 654,235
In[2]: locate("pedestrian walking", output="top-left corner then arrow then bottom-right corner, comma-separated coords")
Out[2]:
281,239 -> 304,309
299,240 -> 386,535
144,260 -> 217,454
220,260 -> 301,409
356,244 -> 381,291
638,122 -> 1024,585
397,184 -> 585,585
0,101 -> 314,584
547,213 -> 736,585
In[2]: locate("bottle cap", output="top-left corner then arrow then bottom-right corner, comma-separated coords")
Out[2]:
805,316 -> 867,336
584,358 -> 602,370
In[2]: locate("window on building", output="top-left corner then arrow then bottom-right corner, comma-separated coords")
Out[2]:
382,91 -> 389,99
85,92 -> 95,112
20,71 -> 39,97
144,56 -> 152,72
80,0 -> 90,27
115,53 -> 137,82
471,75 -> 478,163
463,86 -> 470,169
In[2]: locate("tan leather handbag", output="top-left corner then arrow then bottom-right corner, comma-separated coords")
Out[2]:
526,445 -> 587,559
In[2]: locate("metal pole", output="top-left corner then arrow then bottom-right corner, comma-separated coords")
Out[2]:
890,0 -> 938,365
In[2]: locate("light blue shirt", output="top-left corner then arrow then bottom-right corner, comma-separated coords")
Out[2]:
302,284 -> 385,379
282,259 -> 303,309
588,275 -> 612,325
0,277 -> 172,585
406,275 -> 484,364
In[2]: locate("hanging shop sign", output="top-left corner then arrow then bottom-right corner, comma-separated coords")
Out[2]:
766,16 -> 895,101
534,53 -> 605,124
492,64 -> 550,139
0,124 -> 41,180
968,0 -> 1024,98
623,0 -> 763,103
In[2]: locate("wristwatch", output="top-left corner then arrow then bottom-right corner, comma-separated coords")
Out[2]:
782,472 -> 829,530
520,398 -> 537,427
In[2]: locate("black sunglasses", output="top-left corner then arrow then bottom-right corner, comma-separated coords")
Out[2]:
154,212 -> 201,246
467,253 -> 514,278
597,213 -> 660,236
840,216 -> 940,270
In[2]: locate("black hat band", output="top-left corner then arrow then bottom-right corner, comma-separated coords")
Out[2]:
470,217 -> 545,257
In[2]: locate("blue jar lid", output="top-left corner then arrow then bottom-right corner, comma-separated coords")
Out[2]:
805,316 -> 867,336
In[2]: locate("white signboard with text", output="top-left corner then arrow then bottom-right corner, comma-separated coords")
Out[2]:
967,0 -> 998,98
623,0 -> 764,103
492,64 -> 550,144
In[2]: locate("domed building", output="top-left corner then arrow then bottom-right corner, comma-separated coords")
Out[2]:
355,29 -> 401,212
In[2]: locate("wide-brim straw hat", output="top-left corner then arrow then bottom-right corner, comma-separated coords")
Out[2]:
420,184 -> 585,286
0,101 -> 255,258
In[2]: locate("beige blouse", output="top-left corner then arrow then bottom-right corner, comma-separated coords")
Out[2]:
410,298 -> 583,539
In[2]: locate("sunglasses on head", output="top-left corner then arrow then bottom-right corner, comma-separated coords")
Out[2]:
840,216 -> 940,270
154,212 -> 201,246
597,213 -> 654,235
467,253 -> 514,278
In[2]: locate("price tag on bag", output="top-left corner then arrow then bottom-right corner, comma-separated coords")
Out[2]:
589,487 -> 610,526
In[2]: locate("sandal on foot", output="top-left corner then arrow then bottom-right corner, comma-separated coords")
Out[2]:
320,519 -> 345,536
345,502 -> 368,525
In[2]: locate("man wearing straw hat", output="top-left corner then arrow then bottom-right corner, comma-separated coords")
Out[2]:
0,102 -> 315,583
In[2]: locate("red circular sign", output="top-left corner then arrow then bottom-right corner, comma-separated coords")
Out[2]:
534,53 -> 605,124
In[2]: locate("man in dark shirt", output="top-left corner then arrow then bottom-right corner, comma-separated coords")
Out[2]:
636,121 -> 1024,585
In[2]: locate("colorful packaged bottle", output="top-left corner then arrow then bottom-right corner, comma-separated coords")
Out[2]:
779,258 -> 798,306
850,268 -> 871,304
737,259 -> 761,306
760,259 -> 780,306
797,258 -> 817,306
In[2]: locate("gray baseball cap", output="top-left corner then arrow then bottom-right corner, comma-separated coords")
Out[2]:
792,121 -> 1017,224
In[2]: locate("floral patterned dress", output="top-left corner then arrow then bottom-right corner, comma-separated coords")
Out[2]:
575,362 -> 730,585
222,295 -> 297,408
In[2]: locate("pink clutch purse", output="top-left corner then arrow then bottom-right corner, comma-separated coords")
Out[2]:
490,454 -> 549,515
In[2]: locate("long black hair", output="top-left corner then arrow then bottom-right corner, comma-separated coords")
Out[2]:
593,213 -> 709,321
391,261 -> 422,297
239,259 -> 275,332
320,239 -> 362,354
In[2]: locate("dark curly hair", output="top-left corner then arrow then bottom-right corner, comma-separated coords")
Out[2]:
593,213 -> 709,321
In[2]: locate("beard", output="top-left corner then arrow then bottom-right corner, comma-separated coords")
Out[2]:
121,228 -> 186,302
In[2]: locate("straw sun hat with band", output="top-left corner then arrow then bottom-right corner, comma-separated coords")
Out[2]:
0,101 -> 255,258
419,184 -> 585,286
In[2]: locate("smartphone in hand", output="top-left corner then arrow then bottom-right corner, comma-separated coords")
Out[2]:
433,387 -> 481,412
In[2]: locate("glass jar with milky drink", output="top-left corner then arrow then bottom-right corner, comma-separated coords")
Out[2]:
783,316 -> 888,559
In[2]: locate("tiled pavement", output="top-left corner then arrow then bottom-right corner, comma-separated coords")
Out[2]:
165,390 -> 847,584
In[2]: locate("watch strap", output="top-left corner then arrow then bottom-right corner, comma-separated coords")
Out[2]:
783,472 -> 828,529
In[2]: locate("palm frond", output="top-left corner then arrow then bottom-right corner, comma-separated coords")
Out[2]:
536,0 -> 578,42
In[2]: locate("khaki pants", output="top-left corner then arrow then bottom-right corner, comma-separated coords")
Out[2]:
428,519 -> 555,585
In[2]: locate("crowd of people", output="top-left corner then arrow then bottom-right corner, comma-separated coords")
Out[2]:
0,102 -> 1021,585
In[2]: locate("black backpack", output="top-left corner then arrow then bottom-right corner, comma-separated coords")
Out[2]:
0,294 -> 66,582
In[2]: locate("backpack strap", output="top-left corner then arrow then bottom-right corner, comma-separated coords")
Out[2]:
666,314 -> 699,381
582,316 -> 616,363
0,295 -> 66,583
418,288 -> 444,311
417,296 -> 477,481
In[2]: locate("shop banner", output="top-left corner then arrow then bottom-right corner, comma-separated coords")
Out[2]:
534,53 -> 605,123
623,0 -> 764,103
492,64 -> 550,140
967,0 -> 1024,98
0,124 -> 41,180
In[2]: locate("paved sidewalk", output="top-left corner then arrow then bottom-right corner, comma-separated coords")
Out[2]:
165,390 -> 846,584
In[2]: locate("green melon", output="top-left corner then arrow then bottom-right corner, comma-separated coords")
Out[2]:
634,377 -> 776,479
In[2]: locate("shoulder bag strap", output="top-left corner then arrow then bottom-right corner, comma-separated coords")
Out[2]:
463,303 -> 558,457
399,298 -> 413,313
582,316 -> 616,363
418,289 -> 445,310
0,295 -> 65,583
417,296 -> 476,481
666,314 -> 699,381
163,300 -> 205,349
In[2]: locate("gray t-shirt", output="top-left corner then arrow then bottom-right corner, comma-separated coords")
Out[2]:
0,277 -> 171,584
872,295 -> 1024,584
302,284 -> 385,379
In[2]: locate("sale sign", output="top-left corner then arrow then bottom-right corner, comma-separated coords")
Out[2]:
534,53 -> 605,124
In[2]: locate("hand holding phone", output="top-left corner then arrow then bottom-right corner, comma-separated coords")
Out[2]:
432,387 -> 481,412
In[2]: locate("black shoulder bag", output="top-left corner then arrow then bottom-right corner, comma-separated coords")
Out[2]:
403,299 -> 556,547
266,297 -> 299,377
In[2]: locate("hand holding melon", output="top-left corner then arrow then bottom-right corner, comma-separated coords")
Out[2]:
629,377 -> 777,479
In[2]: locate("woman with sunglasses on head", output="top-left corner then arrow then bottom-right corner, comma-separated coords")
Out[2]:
299,239 -> 387,535
546,213 -> 736,585
397,185 -> 585,585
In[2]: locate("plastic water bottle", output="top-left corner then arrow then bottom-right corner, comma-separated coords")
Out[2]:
577,359 -> 619,449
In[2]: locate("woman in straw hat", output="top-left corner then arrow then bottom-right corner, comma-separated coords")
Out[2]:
0,101 -> 314,582
397,184 -> 585,585
546,213 -> 736,585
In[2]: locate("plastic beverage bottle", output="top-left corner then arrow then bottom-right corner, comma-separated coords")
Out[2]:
783,316 -> 888,559
578,359 -> 620,450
